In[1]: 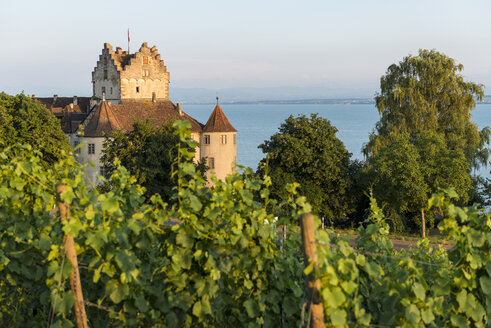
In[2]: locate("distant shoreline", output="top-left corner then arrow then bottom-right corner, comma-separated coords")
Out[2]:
181,98 -> 376,105
180,96 -> 491,105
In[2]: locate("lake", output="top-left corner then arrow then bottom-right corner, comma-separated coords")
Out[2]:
183,103 -> 491,177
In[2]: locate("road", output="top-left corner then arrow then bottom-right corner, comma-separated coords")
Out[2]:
345,235 -> 454,251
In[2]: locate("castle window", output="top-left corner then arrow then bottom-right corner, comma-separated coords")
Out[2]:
88,143 -> 95,154
209,157 -> 215,169
233,134 -> 236,144
136,87 -> 140,93
101,86 -> 105,94
204,135 -> 210,145
74,141 -> 80,154
143,69 -> 150,76
110,87 -> 113,94
143,56 -> 148,64
220,135 -> 227,144
104,69 -> 108,79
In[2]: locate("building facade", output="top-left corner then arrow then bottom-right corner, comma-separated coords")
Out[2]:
41,42 -> 236,185
92,43 -> 170,103
201,99 -> 237,182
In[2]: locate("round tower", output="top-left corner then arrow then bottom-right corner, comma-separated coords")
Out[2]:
201,97 -> 237,182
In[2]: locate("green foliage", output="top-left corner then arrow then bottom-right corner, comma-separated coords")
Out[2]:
1,115 -> 490,327
100,119 -> 206,201
369,131 -> 471,230
315,189 -> 490,327
0,144 -> 78,326
258,113 -> 351,221
344,159 -> 371,224
0,121 -> 306,327
364,49 -> 486,165
363,50 -> 483,229
0,92 -> 72,166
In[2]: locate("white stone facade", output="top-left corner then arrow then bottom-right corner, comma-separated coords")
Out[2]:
201,132 -> 237,182
72,136 -> 105,184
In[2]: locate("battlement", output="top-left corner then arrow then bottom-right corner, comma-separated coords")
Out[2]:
92,42 -> 170,101
100,42 -> 166,72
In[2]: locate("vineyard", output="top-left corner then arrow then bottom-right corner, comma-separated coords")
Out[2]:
0,121 -> 490,327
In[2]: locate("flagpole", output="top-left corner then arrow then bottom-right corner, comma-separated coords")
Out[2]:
127,28 -> 130,53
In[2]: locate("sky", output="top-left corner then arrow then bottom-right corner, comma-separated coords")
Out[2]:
2,0 -> 491,99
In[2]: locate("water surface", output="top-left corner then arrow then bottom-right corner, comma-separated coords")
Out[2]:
183,103 -> 491,177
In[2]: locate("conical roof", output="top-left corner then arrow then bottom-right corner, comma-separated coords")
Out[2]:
203,100 -> 236,133
84,101 -> 122,137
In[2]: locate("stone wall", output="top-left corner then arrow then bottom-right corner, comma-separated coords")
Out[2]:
71,136 -> 105,184
92,44 -> 121,103
191,132 -> 201,163
120,43 -> 169,100
200,131 -> 237,182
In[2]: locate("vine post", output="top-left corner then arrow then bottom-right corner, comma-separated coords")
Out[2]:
56,183 -> 88,328
300,213 -> 325,328
421,208 -> 426,239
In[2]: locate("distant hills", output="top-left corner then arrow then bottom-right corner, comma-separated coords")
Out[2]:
170,86 -> 491,105
221,98 -> 375,105
170,86 -> 377,104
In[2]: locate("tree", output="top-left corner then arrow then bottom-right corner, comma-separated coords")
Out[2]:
364,50 -> 486,235
369,132 -> 471,233
0,92 -> 71,166
364,49 -> 487,166
258,113 -> 351,221
100,119 -> 206,201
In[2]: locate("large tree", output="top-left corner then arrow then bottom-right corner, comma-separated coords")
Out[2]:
0,92 -> 71,166
364,50 -> 485,234
363,49 -> 487,166
258,113 -> 351,220
101,119 -> 206,201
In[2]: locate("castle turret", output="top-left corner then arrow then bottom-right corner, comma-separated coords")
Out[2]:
201,98 -> 237,182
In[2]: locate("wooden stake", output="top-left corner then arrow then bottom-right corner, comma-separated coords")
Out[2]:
300,213 -> 325,328
421,208 -> 426,239
56,184 -> 88,328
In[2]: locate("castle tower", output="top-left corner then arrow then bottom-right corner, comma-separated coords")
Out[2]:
201,98 -> 237,182
92,42 -> 170,103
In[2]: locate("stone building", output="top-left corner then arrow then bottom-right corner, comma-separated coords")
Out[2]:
40,42 -> 237,185
92,42 -> 170,103
201,99 -> 237,181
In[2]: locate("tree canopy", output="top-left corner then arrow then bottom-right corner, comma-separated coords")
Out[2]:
0,92 -> 71,166
258,113 -> 351,220
100,119 -> 205,201
363,49 -> 486,166
364,50 -> 483,231
369,131 -> 471,230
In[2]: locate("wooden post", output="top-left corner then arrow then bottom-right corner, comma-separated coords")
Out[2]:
421,208 -> 426,239
300,213 -> 325,328
56,184 -> 88,328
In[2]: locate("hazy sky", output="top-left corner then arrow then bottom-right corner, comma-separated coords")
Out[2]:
2,0 -> 491,98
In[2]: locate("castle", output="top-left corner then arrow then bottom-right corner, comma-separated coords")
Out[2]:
37,42 -> 237,184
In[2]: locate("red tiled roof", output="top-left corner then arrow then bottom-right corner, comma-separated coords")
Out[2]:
36,97 -> 91,113
36,97 -> 92,133
61,112 -> 89,134
203,104 -> 236,133
83,100 -> 203,137
84,101 -> 122,137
